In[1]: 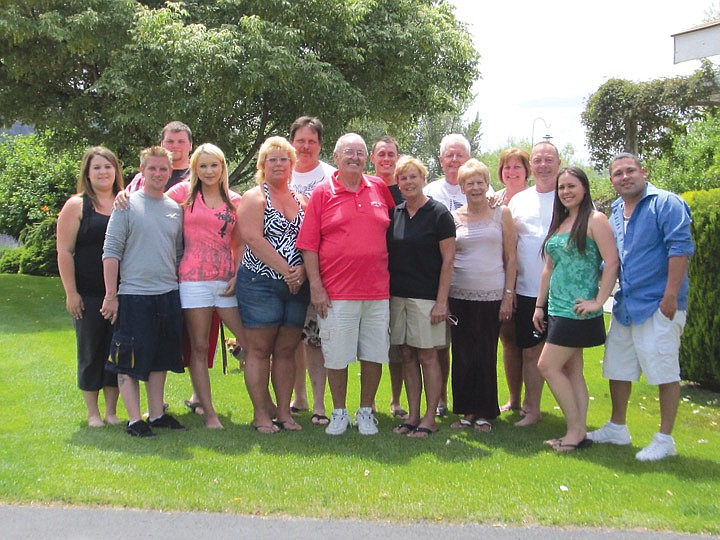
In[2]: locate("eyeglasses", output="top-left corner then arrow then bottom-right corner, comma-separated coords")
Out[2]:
442,153 -> 468,161
342,149 -> 367,158
266,157 -> 291,164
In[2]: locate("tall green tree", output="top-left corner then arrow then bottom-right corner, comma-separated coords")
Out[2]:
581,61 -> 719,169
652,111 -> 720,194
0,0 -> 479,182
400,109 -> 482,181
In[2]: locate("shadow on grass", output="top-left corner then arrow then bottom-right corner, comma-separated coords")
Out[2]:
68,403 -> 720,483
67,409 -> 488,465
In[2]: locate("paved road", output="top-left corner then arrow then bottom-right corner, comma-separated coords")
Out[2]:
2,505 -> 717,540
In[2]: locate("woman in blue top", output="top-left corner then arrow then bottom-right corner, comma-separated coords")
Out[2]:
532,167 -> 618,452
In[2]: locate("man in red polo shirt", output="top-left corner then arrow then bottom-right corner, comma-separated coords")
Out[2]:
297,133 -> 396,436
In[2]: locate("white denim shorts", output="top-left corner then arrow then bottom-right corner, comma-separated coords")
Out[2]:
179,280 -> 238,309
318,299 -> 390,369
603,309 -> 686,385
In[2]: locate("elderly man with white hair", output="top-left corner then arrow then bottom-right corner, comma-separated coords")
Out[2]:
297,133 -> 396,436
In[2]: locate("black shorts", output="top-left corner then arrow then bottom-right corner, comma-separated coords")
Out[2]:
514,295 -> 546,349
106,291 -> 184,381
546,315 -> 606,348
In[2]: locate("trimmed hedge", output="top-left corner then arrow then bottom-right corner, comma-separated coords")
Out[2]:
680,188 -> 720,390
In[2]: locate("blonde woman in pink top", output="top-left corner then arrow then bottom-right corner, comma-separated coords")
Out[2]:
166,143 -> 245,429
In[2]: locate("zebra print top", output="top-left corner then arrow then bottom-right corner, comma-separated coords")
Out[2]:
241,183 -> 304,279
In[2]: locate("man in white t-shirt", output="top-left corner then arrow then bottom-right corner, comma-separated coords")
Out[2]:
423,134 -> 494,212
507,141 -> 561,427
288,116 -> 336,425
289,116 -> 336,198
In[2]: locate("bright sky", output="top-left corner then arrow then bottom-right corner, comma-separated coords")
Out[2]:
450,0 -> 716,162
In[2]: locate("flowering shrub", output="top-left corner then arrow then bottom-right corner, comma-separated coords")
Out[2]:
0,132 -> 80,238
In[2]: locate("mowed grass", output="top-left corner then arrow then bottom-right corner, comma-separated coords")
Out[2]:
0,274 -> 718,533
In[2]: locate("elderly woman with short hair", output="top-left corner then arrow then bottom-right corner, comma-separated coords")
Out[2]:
449,159 -> 517,432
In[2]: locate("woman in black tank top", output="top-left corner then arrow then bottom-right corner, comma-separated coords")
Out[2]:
57,146 -> 125,428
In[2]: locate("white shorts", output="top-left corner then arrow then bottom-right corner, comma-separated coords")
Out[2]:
390,297 -> 449,349
603,309 -> 686,385
318,300 -> 390,369
179,281 -> 238,309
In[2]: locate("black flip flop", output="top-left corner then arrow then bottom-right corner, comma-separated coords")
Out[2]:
393,422 -> 418,435
311,413 -> 330,425
183,400 -> 203,415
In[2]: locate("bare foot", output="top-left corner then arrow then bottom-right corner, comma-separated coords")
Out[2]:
105,414 -> 122,426
515,413 -> 541,427
87,416 -> 104,428
253,422 -> 280,434
205,420 -> 224,429
545,438 -> 563,447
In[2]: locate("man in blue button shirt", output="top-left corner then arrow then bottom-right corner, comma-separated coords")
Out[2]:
588,153 -> 694,461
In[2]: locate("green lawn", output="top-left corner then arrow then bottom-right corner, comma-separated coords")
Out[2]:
0,274 -> 718,533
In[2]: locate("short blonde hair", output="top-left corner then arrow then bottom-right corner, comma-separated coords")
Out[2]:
394,155 -> 428,183
139,146 -> 172,168
457,158 -> 490,188
255,136 -> 297,185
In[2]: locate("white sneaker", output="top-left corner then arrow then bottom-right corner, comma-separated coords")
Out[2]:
355,408 -> 379,435
325,409 -> 350,436
586,421 -> 632,445
635,433 -> 677,461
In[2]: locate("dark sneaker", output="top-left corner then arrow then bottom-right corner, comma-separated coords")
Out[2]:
148,414 -> 186,430
126,420 -> 156,438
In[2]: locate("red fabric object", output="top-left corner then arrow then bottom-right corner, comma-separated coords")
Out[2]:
182,310 -> 221,368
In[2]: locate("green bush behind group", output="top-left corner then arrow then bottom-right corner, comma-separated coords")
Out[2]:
1,120 -> 719,390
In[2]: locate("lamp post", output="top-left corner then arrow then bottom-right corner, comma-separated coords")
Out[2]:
531,117 -> 551,146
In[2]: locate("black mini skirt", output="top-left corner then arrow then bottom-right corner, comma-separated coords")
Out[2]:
546,315 -> 606,348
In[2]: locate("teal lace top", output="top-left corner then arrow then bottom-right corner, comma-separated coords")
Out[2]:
546,232 -> 602,320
